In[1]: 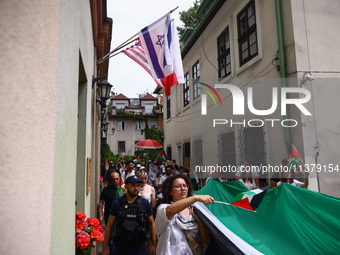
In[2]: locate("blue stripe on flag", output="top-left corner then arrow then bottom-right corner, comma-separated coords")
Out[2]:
141,27 -> 164,78
163,20 -> 172,67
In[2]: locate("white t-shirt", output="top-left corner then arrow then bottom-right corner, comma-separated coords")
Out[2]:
235,165 -> 259,178
159,174 -> 171,185
156,204 -> 197,255
158,174 -> 172,193
121,169 -> 135,182
239,179 -> 256,190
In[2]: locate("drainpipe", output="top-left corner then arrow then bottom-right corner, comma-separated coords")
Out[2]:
274,0 -> 291,152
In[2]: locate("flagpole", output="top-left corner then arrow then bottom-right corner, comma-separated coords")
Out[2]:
170,6 -> 179,13
214,201 -> 258,213
97,37 -> 138,64
97,6 -> 179,64
98,51 -> 122,63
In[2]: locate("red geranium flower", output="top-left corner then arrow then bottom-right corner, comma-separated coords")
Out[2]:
95,225 -> 104,233
86,217 -> 100,229
76,212 -> 86,222
75,212 -> 104,251
91,229 -> 104,243
76,230 -> 91,249
76,222 -> 84,230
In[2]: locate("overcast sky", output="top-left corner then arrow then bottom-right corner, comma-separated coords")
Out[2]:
106,0 -> 195,98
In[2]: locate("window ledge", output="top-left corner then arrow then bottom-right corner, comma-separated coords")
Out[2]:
183,104 -> 190,112
218,73 -> 234,84
191,96 -> 202,107
235,54 -> 262,75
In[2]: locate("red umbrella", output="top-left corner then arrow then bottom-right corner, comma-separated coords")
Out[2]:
135,139 -> 163,149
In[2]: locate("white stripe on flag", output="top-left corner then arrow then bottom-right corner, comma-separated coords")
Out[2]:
193,201 -> 264,255
122,44 -> 164,88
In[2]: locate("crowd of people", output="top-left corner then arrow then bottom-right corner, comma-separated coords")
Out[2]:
99,156 -> 309,255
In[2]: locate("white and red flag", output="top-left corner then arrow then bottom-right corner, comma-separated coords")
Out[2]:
137,13 -> 184,96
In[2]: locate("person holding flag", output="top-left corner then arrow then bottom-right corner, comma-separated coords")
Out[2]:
277,145 -> 309,188
156,174 -> 214,254
277,166 -> 309,188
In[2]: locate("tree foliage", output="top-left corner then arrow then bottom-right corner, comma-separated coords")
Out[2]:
177,0 -> 202,38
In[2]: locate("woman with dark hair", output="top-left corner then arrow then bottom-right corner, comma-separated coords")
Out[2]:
155,174 -> 214,255
239,169 -> 256,190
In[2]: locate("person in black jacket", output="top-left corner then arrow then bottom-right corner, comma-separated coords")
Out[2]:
102,176 -> 157,255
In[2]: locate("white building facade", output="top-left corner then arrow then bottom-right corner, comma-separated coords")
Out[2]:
163,0 -> 340,196
108,93 -> 162,155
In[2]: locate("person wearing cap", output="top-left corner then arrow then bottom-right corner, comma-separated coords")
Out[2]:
103,176 -> 157,255
235,158 -> 259,187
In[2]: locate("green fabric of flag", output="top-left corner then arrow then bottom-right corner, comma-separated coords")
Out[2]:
115,186 -> 124,199
195,179 -> 340,254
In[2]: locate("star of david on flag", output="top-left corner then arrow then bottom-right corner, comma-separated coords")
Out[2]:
137,12 -> 184,96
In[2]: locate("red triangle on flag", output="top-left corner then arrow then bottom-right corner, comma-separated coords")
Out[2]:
118,177 -> 124,187
231,198 -> 254,211
290,144 -> 301,159
136,155 -> 140,162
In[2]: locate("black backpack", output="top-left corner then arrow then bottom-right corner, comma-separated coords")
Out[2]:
112,195 -> 149,246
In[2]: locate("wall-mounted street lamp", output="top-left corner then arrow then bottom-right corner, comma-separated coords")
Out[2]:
92,76 -> 113,108
110,127 -> 115,136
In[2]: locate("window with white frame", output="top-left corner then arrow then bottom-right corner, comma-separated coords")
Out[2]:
192,60 -> 200,100
117,121 -> 126,130
183,72 -> 190,107
217,27 -> 231,78
116,103 -> 125,109
135,121 -> 142,130
144,103 -> 154,114
237,0 -> 258,66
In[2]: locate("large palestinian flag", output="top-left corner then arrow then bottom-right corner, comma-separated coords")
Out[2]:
194,179 -> 340,254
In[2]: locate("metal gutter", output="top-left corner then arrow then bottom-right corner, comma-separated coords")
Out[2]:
274,0 -> 291,152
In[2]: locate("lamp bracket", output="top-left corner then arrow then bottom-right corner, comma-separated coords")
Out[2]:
92,75 -> 106,89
